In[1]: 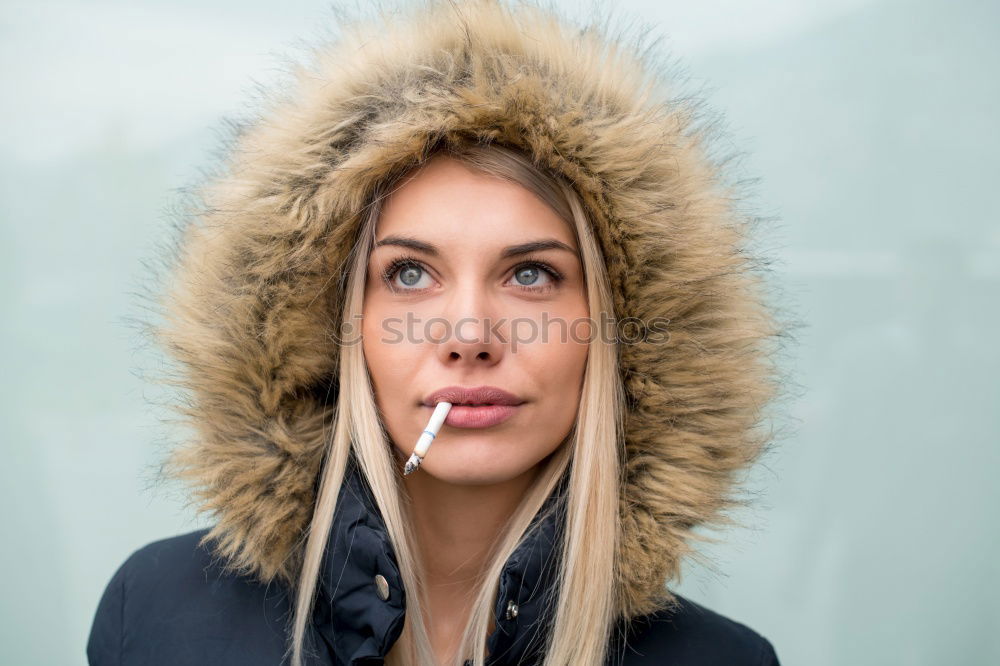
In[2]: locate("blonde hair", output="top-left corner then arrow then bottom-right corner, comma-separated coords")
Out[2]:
288,141 -> 625,666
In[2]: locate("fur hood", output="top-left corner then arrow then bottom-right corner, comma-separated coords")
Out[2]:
147,0 -> 786,621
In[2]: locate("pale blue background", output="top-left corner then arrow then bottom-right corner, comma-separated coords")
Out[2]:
2,0 -> 997,664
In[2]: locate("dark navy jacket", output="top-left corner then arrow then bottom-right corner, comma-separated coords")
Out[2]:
87,458 -> 780,665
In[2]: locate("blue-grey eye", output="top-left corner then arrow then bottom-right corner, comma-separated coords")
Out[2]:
399,265 -> 422,286
514,266 -> 539,285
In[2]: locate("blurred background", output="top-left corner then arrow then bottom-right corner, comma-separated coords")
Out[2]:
2,0 -> 997,663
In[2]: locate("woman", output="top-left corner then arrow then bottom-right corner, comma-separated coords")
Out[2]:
88,1 -> 787,664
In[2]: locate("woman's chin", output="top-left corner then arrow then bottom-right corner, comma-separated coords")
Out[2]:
398,444 -> 529,486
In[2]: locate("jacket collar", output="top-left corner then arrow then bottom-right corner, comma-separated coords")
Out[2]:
313,456 -> 568,666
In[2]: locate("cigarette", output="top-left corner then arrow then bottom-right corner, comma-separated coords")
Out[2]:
403,401 -> 452,475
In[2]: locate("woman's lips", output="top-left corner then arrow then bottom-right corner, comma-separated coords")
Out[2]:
425,403 -> 521,428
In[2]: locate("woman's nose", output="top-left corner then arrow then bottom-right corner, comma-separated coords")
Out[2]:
429,282 -> 508,366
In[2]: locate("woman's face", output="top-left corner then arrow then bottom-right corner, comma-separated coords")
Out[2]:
362,155 -> 589,486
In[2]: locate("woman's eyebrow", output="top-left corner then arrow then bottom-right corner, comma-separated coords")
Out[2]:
499,239 -> 579,259
374,235 -> 578,258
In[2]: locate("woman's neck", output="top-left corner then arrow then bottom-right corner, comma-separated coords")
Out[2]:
402,465 -> 539,661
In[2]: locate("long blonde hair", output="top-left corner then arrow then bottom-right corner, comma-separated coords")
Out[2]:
288,141 -> 625,666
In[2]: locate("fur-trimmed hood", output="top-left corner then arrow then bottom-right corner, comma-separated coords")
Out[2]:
148,0 -> 785,623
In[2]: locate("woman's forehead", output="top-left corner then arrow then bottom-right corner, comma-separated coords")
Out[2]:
374,160 -> 578,251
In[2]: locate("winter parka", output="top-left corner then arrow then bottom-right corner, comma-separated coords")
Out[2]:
87,0 -> 787,663
87,455 -> 780,665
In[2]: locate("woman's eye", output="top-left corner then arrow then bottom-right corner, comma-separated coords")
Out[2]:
513,262 -> 562,291
397,264 -> 423,287
509,264 -> 553,289
385,261 -> 433,290
382,258 -> 561,292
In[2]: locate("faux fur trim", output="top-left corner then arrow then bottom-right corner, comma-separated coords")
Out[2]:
145,0 -> 790,620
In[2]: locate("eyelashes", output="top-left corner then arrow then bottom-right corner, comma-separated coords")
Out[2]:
379,253 -> 564,293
